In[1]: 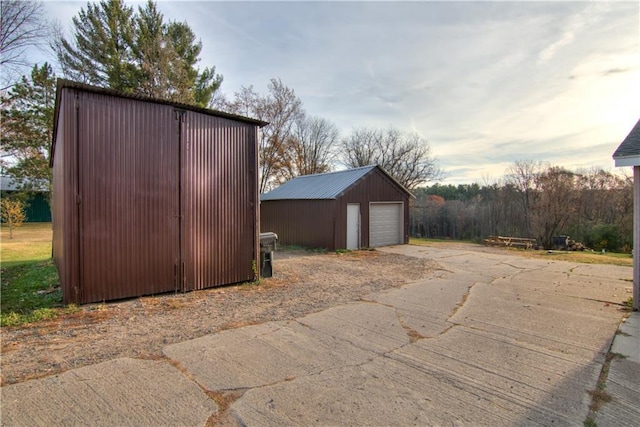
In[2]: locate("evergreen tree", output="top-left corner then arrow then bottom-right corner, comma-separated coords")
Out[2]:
0,62 -> 56,190
53,0 -> 222,107
52,0 -> 137,91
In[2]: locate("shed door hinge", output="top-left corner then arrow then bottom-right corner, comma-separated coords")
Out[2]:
174,109 -> 186,122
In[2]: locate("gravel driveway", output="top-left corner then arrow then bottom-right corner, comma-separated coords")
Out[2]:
1,249 -> 436,386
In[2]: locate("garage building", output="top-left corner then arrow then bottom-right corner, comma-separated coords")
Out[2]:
260,165 -> 413,250
51,80 -> 266,304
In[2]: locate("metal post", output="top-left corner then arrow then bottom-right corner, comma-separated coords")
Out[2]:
634,166 -> 639,310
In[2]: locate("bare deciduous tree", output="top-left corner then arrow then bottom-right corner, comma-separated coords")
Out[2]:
505,159 -> 545,237
0,0 -> 49,88
225,78 -> 304,193
341,127 -> 441,190
288,116 -> 339,177
530,166 -> 578,249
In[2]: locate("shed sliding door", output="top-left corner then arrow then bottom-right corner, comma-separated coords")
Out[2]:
77,97 -> 256,303
78,95 -> 180,303
181,113 -> 256,290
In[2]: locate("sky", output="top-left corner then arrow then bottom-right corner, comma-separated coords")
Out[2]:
32,0 -> 640,185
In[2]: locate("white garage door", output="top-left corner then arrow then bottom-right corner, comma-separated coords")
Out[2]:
369,203 -> 403,247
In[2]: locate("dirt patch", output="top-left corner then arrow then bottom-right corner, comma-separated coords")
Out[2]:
1,250 -> 435,386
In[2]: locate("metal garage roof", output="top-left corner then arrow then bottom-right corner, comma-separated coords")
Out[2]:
261,166 -> 378,201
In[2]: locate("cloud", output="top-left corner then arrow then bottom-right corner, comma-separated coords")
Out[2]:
37,0 -> 640,186
602,68 -> 632,76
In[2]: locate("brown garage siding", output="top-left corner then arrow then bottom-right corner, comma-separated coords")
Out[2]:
52,89 -> 79,302
337,168 -> 410,248
260,200 -> 336,250
52,80 -> 264,304
182,113 -> 259,290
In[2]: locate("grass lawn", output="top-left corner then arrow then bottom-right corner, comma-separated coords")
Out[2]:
1,222 -> 53,267
410,238 -> 633,267
0,223 -> 72,326
1,229 -> 632,327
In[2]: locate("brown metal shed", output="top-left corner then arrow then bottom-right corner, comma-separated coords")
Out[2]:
260,165 -> 413,251
51,80 -> 267,304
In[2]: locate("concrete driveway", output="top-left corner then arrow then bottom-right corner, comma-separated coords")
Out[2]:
2,244 -> 633,426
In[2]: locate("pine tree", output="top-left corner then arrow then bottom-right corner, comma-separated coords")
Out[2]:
53,0 -> 222,107
0,62 -> 56,190
52,0 -> 137,91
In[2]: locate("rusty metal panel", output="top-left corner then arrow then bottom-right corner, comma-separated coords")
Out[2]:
182,112 -> 258,289
76,91 -> 180,303
260,200 -> 336,250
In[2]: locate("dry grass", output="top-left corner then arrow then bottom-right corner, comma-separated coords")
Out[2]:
1,222 -> 52,267
205,389 -> 246,426
410,238 -> 633,267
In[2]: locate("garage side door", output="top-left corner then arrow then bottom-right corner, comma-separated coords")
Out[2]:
369,203 -> 403,247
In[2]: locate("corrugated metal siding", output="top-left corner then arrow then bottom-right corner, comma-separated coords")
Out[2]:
260,166 -> 375,200
77,91 -> 180,303
339,168 -> 410,248
52,90 -> 73,302
182,112 -> 258,290
52,84 -> 261,304
260,168 -> 409,251
369,202 -> 404,247
260,200 -> 336,250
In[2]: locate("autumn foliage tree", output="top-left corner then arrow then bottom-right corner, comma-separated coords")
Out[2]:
224,79 -> 305,192
411,163 -> 632,251
1,197 -> 26,239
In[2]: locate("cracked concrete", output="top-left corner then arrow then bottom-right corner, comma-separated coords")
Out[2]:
1,244 -> 634,426
0,358 -> 217,426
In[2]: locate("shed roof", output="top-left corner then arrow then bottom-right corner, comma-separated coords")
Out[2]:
1,176 -> 48,192
260,165 -> 413,201
613,118 -> 640,167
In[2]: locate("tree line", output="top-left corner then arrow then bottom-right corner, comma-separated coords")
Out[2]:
1,0 -> 439,197
411,161 -> 633,252
1,0 -> 628,254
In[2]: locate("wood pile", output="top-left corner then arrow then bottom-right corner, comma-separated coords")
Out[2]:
552,235 -> 586,251
483,236 -> 537,249
565,239 -> 586,251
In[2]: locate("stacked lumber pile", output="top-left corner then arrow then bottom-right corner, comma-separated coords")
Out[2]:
484,236 -> 537,249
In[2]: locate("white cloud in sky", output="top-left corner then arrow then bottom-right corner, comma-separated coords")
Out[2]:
38,0 -> 640,185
